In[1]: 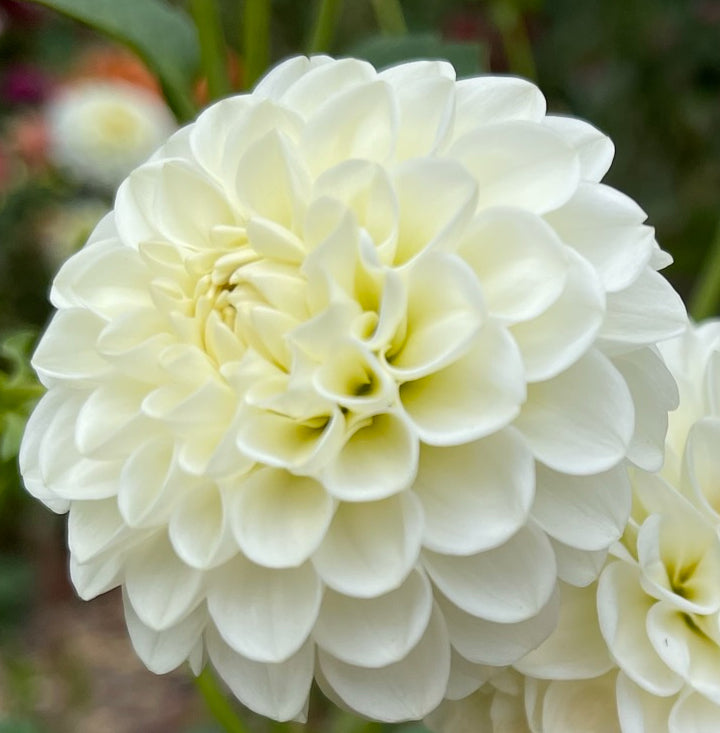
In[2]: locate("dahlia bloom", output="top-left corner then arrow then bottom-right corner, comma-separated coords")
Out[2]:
21,56 -> 687,721
596,321 -> 720,732
46,80 -> 175,191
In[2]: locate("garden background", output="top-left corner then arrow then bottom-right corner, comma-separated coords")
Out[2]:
0,0 -> 718,730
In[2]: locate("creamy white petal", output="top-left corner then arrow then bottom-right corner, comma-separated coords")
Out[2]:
169,483 -> 236,570
124,534 -> 204,631
613,347 -> 678,471
322,411 -> 418,502
616,672 -> 674,733
313,569 -> 433,667
391,159 -> 478,266
69,552 -> 123,600
646,603 -> 720,703
510,249 -> 604,382
229,468 -> 334,568
453,76 -> 546,140
438,583 -> 559,666
423,524 -> 557,623
550,539 -> 608,587
542,674 -> 621,733
516,349 -> 633,475
386,252 -> 484,379
600,268 -> 687,348
312,493 -> 423,598
545,183 -> 653,292
414,428 -> 534,555
458,207 -> 569,323
597,561 -> 683,696
123,592 -> 206,673
207,555 -> 321,663
301,80 -> 397,175
206,625 -> 314,722
400,319 -> 525,445
516,582 -> 613,679
669,691 -> 720,733
532,463 -> 631,551
448,121 -> 580,214
543,116 -> 614,182
318,604 -> 451,722
32,308 -> 109,384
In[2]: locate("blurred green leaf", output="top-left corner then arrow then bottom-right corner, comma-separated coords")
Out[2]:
25,0 -> 199,120
349,32 -> 484,76
0,719 -> 44,733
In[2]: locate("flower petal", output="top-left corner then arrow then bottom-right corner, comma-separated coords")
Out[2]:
313,569 -> 433,667
124,534 -> 204,631
516,583 -> 614,679
532,463 -> 631,551
597,561 -> 683,696
400,319 -> 525,446
448,120 -> 580,214
322,411 -> 418,502
317,603 -> 451,722
229,468 -> 334,568
438,583 -> 559,666
207,555 -> 321,663
423,523 -> 557,623
312,493 -> 423,598
458,207 -> 569,323
206,625 -> 314,722
543,116 -> 614,182
123,591 -> 206,673
515,349 -> 634,475
413,428 -> 534,555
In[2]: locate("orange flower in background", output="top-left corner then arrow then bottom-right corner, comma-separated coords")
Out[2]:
70,45 -> 161,96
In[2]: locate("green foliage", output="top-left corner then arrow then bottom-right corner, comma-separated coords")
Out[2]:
25,0 -> 200,119
349,32 -> 485,76
0,332 -> 43,533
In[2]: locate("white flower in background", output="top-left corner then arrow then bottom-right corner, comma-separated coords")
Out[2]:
21,55 -> 687,722
47,81 -> 176,190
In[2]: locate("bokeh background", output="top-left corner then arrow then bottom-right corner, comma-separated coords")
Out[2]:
0,0 -> 718,731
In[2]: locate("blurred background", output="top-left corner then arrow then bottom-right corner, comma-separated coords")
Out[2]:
0,0 -> 718,730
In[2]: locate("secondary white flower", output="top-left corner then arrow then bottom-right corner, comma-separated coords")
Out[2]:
596,321 -> 720,733
21,55 -> 687,722
47,80 -> 176,190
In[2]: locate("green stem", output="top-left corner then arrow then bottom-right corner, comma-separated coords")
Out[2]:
369,0 -> 407,36
243,0 -> 271,89
189,0 -> 231,100
689,220 -> 720,320
194,667 -> 250,733
490,1 -> 537,80
308,0 -> 344,53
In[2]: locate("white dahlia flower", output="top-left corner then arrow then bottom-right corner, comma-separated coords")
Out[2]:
596,321 -> 720,733
21,55 -> 687,722
47,81 -> 176,191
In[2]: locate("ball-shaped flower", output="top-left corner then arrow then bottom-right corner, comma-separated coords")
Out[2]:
47,80 -> 176,191
21,56 -> 687,722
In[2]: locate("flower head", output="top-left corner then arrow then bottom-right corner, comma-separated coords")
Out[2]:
46,80 -> 175,191
21,56 -> 687,722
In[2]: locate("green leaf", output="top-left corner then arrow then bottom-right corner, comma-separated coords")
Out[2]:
26,0 -> 199,120
348,32 -> 485,77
